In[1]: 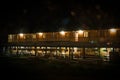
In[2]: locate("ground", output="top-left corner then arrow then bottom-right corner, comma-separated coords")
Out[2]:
0,56 -> 120,80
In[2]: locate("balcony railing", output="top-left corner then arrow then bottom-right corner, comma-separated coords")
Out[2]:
8,29 -> 120,43
8,37 -> 120,44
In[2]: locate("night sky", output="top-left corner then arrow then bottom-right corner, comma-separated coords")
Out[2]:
0,0 -> 120,43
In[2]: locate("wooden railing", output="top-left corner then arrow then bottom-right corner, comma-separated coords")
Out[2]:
8,37 -> 120,44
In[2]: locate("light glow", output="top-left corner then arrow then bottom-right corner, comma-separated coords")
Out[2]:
19,33 -> 24,37
62,51 -> 65,54
38,32 -> 43,36
75,32 -> 78,41
110,28 -> 116,33
60,31 -> 65,35
77,30 -> 84,34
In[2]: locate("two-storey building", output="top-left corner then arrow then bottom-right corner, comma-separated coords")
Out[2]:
6,28 -> 120,60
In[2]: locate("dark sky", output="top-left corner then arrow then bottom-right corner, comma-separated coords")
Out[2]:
0,0 -> 120,43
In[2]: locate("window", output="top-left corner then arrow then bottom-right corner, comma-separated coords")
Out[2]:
84,32 -> 88,37
75,33 -> 78,41
8,35 -> 12,39
32,34 -> 36,39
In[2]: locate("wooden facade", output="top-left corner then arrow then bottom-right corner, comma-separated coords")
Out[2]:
6,28 -> 120,61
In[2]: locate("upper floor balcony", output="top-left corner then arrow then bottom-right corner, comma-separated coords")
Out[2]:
8,28 -> 120,45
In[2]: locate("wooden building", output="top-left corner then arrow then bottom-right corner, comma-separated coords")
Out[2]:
5,28 -> 120,61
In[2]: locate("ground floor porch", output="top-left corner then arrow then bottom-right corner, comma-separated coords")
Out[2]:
4,46 -> 120,61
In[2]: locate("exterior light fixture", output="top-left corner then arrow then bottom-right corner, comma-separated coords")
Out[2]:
77,30 -> 84,34
38,32 -> 43,36
60,31 -> 65,35
19,33 -> 24,37
110,28 -> 116,33
109,28 -> 117,36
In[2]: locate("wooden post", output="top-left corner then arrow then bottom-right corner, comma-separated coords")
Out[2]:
35,46 -> 37,56
69,47 -> 70,60
56,47 -> 58,59
98,47 -> 100,57
83,48 -> 85,59
69,47 -> 73,60
113,47 -> 115,52
10,46 -> 12,56
71,47 -> 73,60
16,46 -> 18,56
45,47 -> 47,57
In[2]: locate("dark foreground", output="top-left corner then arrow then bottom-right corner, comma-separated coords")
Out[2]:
0,56 -> 120,80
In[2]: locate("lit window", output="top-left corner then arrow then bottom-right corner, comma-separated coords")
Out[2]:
8,35 -> 12,39
62,51 -> 65,54
37,47 -> 40,49
74,47 -> 78,53
47,47 -> 50,49
21,46 -> 24,49
84,32 -> 88,37
32,34 -> 36,39
75,32 -> 78,41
